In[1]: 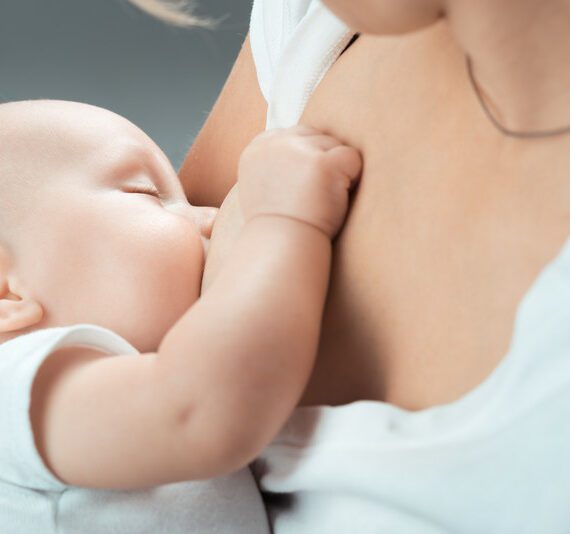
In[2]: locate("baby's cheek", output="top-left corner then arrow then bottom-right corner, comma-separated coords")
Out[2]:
119,221 -> 204,353
136,213 -> 204,310
201,186 -> 244,294
165,220 -> 205,295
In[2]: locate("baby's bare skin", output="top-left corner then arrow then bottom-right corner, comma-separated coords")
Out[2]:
0,100 -> 361,488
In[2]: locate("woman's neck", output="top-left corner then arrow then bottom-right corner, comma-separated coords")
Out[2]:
447,0 -> 570,133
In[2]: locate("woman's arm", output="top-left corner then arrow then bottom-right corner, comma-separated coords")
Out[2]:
179,35 -> 267,207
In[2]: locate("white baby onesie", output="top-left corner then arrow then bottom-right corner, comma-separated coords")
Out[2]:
0,324 -> 270,533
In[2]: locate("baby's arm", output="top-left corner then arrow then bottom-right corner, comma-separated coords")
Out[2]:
31,127 -> 361,489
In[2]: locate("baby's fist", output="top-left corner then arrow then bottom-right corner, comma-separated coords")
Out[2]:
238,126 -> 362,238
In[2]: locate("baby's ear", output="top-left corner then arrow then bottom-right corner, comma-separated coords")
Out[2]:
0,263 -> 44,333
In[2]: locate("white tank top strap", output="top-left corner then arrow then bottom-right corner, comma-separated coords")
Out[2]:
250,0 -> 354,129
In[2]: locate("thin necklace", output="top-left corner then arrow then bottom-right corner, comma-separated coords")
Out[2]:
466,55 -> 570,139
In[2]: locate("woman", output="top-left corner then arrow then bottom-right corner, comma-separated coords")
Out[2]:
139,0 -> 570,531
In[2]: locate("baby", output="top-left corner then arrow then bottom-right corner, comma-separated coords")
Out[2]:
0,100 -> 360,532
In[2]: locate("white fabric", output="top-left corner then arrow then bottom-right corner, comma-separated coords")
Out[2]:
0,324 -> 269,533
250,1 -> 570,532
250,0 -> 353,129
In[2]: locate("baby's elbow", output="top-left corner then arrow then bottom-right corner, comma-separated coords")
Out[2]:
178,411 -> 268,479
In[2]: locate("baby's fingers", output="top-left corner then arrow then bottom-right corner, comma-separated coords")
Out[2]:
305,134 -> 343,151
326,145 -> 363,186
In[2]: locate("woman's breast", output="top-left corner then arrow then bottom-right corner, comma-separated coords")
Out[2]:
203,24 -> 570,411
294,28 -> 496,408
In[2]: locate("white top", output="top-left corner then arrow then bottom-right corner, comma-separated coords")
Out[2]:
250,0 -> 353,129
250,1 -> 570,532
0,324 -> 269,534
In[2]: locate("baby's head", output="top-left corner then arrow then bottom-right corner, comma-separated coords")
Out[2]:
0,100 -> 216,352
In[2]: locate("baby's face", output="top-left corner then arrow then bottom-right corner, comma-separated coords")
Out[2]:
322,0 -> 443,35
0,100 -> 216,352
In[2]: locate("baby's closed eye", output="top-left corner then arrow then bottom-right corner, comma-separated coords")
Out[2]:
123,183 -> 163,199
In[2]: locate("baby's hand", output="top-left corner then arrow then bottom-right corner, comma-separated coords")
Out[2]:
238,126 -> 362,238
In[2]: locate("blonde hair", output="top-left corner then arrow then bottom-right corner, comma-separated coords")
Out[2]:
126,0 -> 212,27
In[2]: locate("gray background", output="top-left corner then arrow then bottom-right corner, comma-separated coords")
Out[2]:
0,0 -> 252,168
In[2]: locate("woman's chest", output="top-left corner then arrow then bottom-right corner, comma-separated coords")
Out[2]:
297,28 -> 570,409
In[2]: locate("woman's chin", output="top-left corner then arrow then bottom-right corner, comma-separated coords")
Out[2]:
322,0 -> 444,36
